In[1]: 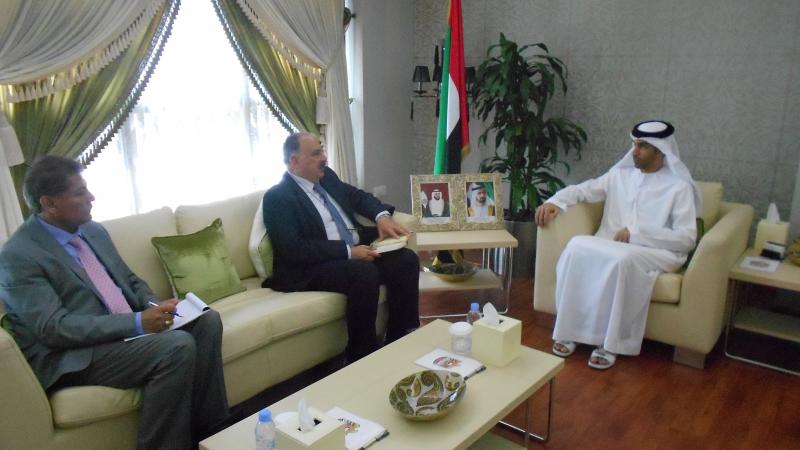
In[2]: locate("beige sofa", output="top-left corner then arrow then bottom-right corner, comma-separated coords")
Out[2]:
0,189 -> 409,450
533,182 -> 754,368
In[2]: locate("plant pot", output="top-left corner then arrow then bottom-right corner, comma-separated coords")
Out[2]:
505,219 -> 537,277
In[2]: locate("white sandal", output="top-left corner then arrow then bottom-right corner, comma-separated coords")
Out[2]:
588,348 -> 616,370
552,340 -> 576,357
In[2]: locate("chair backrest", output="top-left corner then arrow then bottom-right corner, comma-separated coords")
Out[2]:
696,181 -> 723,229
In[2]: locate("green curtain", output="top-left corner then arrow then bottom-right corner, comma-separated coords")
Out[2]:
0,0 -> 180,215
212,0 -> 319,134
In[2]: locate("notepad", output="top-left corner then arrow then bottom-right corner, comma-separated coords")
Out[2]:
325,407 -> 389,450
740,256 -> 779,273
124,292 -> 210,342
167,292 -> 210,329
415,348 -> 486,380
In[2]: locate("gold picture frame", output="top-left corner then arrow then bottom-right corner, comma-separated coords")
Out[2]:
411,174 -> 460,231
410,173 -> 504,231
460,173 -> 504,230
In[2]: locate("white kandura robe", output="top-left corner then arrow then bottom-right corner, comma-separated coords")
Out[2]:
549,166 -> 697,355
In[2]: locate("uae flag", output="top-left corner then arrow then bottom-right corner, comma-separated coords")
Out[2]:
434,0 -> 469,175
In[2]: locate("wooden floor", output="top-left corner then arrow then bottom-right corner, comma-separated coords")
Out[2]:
421,276 -> 800,449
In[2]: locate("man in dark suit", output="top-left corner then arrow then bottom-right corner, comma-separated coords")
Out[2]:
262,132 -> 420,362
0,156 -> 228,450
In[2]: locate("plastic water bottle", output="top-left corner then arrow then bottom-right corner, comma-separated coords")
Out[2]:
467,302 -> 482,324
254,408 -> 276,450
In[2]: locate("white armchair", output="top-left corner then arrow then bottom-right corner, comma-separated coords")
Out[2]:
533,182 -> 754,368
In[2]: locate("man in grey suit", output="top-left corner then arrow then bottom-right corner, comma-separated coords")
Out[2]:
0,156 -> 228,450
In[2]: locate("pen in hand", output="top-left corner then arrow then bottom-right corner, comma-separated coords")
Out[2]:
148,301 -> 183,317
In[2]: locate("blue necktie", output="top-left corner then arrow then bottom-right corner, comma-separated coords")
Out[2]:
313,184 -> 355,245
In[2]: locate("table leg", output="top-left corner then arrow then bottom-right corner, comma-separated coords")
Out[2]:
498,378 -> 554,445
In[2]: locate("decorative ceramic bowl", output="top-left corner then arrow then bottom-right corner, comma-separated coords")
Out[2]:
388,370 -> 466,421
422,258 -> 479,282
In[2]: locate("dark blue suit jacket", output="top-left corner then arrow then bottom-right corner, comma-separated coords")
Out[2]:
262,167 -> 394,291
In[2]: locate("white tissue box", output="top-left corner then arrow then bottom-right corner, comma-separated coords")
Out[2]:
472,315 -> 522,367
275,407 -> 345,449
754,220 -> 789,253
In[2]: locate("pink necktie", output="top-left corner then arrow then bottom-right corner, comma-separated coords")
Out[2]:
69,237 -> 132,314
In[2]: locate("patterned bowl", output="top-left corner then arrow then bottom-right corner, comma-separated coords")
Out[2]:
788,237 -> 800,266
422,258 -> 479,282
388,370 -> 466,421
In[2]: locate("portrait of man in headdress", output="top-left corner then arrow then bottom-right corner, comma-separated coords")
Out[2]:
420,182 -> 451,224
466,181 -> 496,222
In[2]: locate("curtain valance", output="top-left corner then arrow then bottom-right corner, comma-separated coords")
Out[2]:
233,0 -> 357,185
0,0 -> 165,103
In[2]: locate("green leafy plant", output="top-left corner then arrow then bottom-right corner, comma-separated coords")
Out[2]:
472,33 -> 587,221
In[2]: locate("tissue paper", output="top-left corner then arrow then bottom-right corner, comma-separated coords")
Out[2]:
482,303 -> 500,327
766,203 -> 780,223
298,397 -> 315,433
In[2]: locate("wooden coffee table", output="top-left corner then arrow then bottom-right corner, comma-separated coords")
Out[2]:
200,320 -> 563,450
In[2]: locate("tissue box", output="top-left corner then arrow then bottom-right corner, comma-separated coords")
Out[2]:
754,220 -> 789,253
472,315 -> 522,367
275,407 -> 345,449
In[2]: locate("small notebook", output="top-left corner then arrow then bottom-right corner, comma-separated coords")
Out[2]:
740,256 -> 779,273
415,348 -> 486,380
167,292 -> 210,329
325,407 -> 389,450
124,292 -> 210,342
370,235 -> 409,253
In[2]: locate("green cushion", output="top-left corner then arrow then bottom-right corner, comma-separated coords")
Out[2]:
151,218 -> 245,303
0,313 -> 13,339
257,233 -> 274,280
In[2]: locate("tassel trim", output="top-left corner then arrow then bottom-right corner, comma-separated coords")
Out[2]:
0,0 -> 166,104
212,0 -> 305,134
234,0 -> 324,81
77,0 -> 181,167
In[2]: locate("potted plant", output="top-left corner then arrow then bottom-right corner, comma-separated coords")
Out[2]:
472,33 -> 587,275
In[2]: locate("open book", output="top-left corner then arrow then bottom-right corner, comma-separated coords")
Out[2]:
325,407 -> 389,450
415,348 -> 486,380
369,234 -> 409,254
124,292 -> 210,342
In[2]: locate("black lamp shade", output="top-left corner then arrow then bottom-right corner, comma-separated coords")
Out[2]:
412,65 -> 431,83
412,65 -> 430,95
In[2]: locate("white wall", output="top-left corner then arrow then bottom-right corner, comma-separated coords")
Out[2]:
352,0 -> 415,212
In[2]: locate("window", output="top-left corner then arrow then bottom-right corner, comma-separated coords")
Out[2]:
83,0 -> 288,221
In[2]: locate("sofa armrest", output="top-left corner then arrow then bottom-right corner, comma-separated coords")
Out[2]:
355,212 -> 416,230
392,211 -> 417,231
674,202 -> 754,352
533,202 -> 604,313
0,326 -> 55,449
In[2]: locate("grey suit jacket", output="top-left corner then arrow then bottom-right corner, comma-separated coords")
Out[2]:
0,216 -> 155,390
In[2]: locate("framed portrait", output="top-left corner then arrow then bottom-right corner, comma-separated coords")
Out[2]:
461,173 -> 504,230
411,173 -> 504,231
411,175 -> 460,231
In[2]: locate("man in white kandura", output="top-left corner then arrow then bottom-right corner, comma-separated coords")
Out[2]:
535,120 -> 701,370
424,188 -> 449,217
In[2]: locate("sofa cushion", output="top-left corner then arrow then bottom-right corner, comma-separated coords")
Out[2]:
175,190 -> 265,280
651,272 -> 682,304
49,386 -> 141,429
697,181 -> 723,228
212,288 -> 347,363
151,218 -> 245,303
248,199 -> 273,280
102,207 -> 177,300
